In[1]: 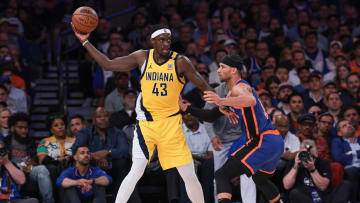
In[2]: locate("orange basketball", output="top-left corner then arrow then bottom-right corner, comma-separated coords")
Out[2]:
72,6 -> 98,34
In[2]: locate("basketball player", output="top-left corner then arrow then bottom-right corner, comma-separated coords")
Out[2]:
204,54 -> 284,203
72,24 -> 210,203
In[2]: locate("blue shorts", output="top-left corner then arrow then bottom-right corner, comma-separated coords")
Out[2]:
229,130 -> 284,175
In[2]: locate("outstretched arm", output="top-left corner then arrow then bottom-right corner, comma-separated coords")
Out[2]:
176,55 -> 213,92
72,23 -> 145,72
204,84 -> 256,108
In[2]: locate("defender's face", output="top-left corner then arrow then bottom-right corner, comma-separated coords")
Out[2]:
151,33 -> 171,57
217,63 -> 234,82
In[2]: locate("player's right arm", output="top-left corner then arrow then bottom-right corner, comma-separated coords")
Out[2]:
72,23 -> 145,72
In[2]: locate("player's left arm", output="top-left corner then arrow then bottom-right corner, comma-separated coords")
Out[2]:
176,55 -> 213,92
204,84 -> 256,108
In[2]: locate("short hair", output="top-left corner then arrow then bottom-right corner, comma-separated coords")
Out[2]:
318,112 -> 334,122
346,72 -> 360,84
270,108 -> 285,120
265,76 -> 281,92
215,49 -> 227,56
150,24 -> 170,36
70,114 -> 85,124
291,50 -> 305,58
288,92 -> 303,102
325,91 -> 340,101
74,144 -> 89,154
336,118 -> 348,132
8,112 -> 29,128
340,105 -> 359,119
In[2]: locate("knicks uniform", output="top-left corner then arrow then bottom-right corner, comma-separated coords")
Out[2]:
133,49 -> 192,170
229,80 -> 284,175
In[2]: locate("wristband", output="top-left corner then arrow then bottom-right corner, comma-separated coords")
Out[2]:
82,40 -> 89,46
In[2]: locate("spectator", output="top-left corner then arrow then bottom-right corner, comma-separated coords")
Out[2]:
37,112 -> 75,185
56,145 -> 112,203
104,72 -> 130,113
303,30 -> 327,68
341,105 -> 360,137
317,41 -> 342,81
315,112 -> 344,188
0,84 -> 22,114
274,63 -> 289,84
0,76 -> 27,113
293,67 -> 310,94
350,41 -> 360,73
71,107 -> 130,199
276,82 -> 294,115
272,114 -> 300,193
302,71 -> 325,111
0,107 -> 10,138
341,72 -> 360,105
0,61 -> 26,91
289,50 -> 312,86
335,64 -> 350,90
172,24 -> 194,54
257,89 -> 272,111
256,65 -> 274,90
0,140 -> 38,203
4,112 -> 54,203
264,76 -> 281,106
287,93 -> 305,134
69,115 -> 86,137
283,140 -> 350,203
183,71 -> 209,108
109,89 -> 137,130
308,104 -> 323,121
325,92 -> 342,123
331,119 -> 360,203
296,113 -> 316,142
181,112 -> 213,203
322,81 -> 338,99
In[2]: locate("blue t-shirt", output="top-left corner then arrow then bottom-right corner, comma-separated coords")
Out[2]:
56,166 -> 112,200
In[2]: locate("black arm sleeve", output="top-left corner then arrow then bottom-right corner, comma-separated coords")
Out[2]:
186,104 -> 223,122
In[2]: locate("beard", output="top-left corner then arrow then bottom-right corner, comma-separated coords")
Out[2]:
13,132 -> 28,144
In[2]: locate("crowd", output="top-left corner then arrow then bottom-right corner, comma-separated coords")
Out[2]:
1,0 -> 360,203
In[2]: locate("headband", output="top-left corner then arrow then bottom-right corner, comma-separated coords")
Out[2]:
221,54 -> 243,70
151,28 -> 171,39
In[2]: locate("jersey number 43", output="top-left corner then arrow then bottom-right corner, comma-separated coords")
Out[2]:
152,83 -> 167,96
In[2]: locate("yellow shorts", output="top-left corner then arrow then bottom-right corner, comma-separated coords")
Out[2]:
132,114 -> 192,170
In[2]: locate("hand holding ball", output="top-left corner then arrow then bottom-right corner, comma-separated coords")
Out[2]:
72,6 -> 98,34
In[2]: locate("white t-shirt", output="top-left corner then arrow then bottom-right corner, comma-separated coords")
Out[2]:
283,131 -> 300,153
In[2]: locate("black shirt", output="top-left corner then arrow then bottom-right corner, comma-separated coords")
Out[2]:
284,158 -> 332,197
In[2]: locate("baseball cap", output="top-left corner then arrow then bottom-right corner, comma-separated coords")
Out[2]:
309,70 -> 322,80
297,113 -> 316,123
257,89 -> 271,98
224,39 -> 237,46
330,40 -> 343,49
217,34 -> 229,44
278,82 -> 293,92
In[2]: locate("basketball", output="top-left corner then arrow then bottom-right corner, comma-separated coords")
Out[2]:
72,6 -> 98,34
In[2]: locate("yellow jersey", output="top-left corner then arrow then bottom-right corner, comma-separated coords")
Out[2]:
136,49 -> 185,121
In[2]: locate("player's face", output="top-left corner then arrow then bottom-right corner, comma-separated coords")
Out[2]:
217,63 -> 235,82
151,33 -> 171,57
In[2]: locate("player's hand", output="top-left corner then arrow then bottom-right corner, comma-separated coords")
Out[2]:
203,91 -> 222,106
71,22 -> 90,43
212,136 -> 224,151
219,106 -> 239,124
179,96 -> 191,112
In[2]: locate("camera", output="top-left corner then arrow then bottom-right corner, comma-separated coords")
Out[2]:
298,145 -> 313,163
0,147 -> 8,157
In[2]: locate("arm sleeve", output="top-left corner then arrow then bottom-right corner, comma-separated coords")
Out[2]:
187,105 -> 223,122
109,128 -> 129,159
56,168 -> 72,187
36,139 -> 48,156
